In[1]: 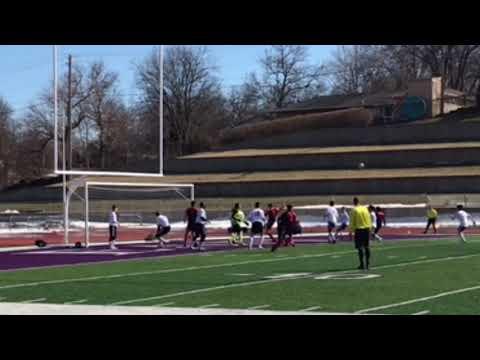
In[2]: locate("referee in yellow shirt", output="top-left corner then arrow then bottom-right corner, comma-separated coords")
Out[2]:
350,197 -> 373,270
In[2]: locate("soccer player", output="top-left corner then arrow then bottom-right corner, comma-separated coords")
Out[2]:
335,207 -> 350,241
229,203 -> 248,246
265,203 -> 280,243
192,202 -> 208,251
451,204 -> 476,243
424,205 -> 438,234
108,205 -> 119,250
248,202 -> 266,250
374,206 -> 386,242
271,204 -> 298,251
350,197 -> 373,270
155,211 -> 171,248
369,205 -> 383,243
184,201 -> 198,248
325,201 -> 339,244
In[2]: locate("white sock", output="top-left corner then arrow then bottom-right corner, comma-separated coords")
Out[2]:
249,236 -> 255,249
460,233 -> 467,242
258,235 -> 265,247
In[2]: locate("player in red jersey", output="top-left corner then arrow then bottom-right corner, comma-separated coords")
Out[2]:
183,201 -> 198,248
264,203 -> 280,243
272,204 -> 299,251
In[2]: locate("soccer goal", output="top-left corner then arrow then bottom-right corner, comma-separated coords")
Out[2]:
64,176 -> 194,247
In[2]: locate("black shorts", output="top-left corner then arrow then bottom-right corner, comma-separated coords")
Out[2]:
265,220 -> 275,230
186,223 -> 196,232
354,229 -> 370,249
109,225 -> 118,241
156,225 -> 171,237
327,221 -> 336,231
375,222 -> 382,234
194,223 -> 207,237
337,223 -> 348,231
458,225 -> 467,233
251,221 -> 264,235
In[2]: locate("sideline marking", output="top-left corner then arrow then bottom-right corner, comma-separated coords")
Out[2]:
155,302 -> 175,307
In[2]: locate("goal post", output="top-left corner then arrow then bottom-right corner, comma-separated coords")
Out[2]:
64,178 -> 195,248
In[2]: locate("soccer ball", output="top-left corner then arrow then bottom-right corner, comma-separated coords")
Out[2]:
358,162 -> 365,169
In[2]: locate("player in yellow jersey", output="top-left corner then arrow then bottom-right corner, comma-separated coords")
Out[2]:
350,197 -> 373,270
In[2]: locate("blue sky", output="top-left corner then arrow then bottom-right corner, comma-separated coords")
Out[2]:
0,45 -> 337,117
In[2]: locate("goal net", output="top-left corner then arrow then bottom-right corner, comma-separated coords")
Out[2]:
65,177 -> 194,247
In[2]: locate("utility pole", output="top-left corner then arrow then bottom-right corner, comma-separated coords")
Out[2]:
66,54 -> 73,171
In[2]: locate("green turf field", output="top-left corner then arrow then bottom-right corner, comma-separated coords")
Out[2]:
1,238 -> 480,314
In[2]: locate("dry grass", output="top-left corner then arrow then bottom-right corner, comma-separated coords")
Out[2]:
219,108 -> 373,145
179,142 -> 480,159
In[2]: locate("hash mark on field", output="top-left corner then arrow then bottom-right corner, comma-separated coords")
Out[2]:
198,304 -> 220,308
300,306 -> 323,312
21,298 -> 46,303
248,304 -> 270,310
64,299 -> 87,305
412,310 -> 430,315
228,273 -> 254,276
155,302 -> 175,307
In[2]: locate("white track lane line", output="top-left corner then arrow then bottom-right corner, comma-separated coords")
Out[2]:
356,285 -> 480,314
111,252 -> 480,306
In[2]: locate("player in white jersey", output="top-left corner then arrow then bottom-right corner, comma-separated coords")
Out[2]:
108,205 -> 119,250
369,205 -> 383,242
335,207 -> 350,241
324,201 -> 339,244
192,202 -> 209,251
248,202 -> 266,250
451,204 -> 476,243
155,212 -> 171,248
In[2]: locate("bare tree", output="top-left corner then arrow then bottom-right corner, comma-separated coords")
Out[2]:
252,45 -> 327,109
136,46 -> 225,156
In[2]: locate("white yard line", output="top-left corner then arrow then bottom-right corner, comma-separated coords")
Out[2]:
0,242 -> 473,293
21,298 -> 46,303
248,304 -> 271,310
356,285 -> 480,314
111,252 -> 480,306
227,273 -> 254,276
412,310 -> 430,315
300,306 -> 323,312
110,273 -> 315,305
198,304 -> 220,308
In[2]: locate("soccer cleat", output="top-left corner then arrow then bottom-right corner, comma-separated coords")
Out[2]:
110,244 -> 117,250
357,265 -> 365,270
258,245 -> 264,249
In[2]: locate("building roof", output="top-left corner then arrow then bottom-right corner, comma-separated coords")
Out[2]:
268,87 -> 465,114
